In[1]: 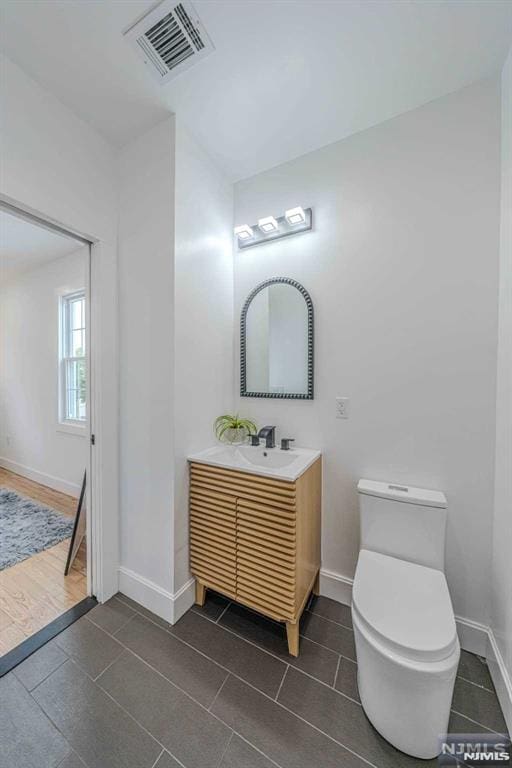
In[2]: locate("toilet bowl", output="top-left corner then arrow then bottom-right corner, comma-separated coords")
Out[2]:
353,480 -> 460,759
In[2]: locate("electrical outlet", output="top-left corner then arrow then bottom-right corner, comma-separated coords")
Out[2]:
336,397 -> 350,419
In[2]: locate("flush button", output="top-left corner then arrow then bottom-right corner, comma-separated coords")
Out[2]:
388,484 -> 408,492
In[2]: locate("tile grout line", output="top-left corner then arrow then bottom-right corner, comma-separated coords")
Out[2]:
113,613 -> 137,637
86,606 -> 136,637
304,608 -> 354,633
150,747 -> 165,768
215,601 -> 232,624
91,663 -> 188,766
126,590 -> 354,666
13,652 -> 70,693
175,604 -> 359,694
450,708 -> 509,736
30,615 -> 412,768
456,673 -> 496,694
27,657 -> 173,768
296,630 -> 356,661
107,634 -> 381,768
235,733 -> 285,768
23,663 -> 96,768
332,653 -> 342,689
93,647 -> 279,768
16,598 -> 499,767
274,664 -> 289,701
57,749 -> 88,768
170,611 -> 361,704
101,597 -> 505,717
20,600 -> 508,768
111,597 -> 364,710
104,637 -> 283,768
159,749 -> 188,768
215,730 -> 234,768
58,617 -> 374,768
93,647 -> 128,683
208,672 -> 231,712
171,610 -> 292,670
114,595 -> 172,632
108,596 -> 508,742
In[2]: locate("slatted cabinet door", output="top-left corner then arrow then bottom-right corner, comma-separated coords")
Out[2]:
236,497 -> 296,622
189,481 -> 237,599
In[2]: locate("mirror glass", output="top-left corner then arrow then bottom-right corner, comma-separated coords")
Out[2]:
242,279 -> 313,399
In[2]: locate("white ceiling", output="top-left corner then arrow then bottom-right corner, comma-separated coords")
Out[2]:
0,211 -> 84,278
0,0 -> 511,181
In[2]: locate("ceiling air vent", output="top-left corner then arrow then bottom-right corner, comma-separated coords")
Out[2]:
124,0 -> 214,84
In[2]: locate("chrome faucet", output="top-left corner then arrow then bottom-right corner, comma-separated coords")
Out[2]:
258,426 -> 276,449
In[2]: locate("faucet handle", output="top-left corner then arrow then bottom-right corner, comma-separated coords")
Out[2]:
249,435 -> 260,446
281,438 -> 295,451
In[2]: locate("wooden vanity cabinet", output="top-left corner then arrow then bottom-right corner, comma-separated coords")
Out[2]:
189,458 -> 321,656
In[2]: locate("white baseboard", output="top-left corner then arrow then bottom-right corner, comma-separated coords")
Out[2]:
319,567 -> 354,605
0,456 -> 80,497
455,615 -> 489,656
171,578 -> 195,623
118,566 -> 194,625
319,566 -> 489,656
487,629 -> 512,734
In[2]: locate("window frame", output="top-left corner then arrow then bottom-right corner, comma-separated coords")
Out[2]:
58,289 -> 87,434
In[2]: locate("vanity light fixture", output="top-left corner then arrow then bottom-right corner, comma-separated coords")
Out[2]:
235,207 -> 313,250
234,224 -> 254,241
258,216 -> 279,234
285,206 -> 306,225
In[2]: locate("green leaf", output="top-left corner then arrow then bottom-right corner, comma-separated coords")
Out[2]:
213,413 -> 258,441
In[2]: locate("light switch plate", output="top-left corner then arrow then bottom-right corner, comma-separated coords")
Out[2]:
336,397 -> 350,419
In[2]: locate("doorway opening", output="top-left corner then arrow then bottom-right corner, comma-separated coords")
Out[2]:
0,203 -> 95,667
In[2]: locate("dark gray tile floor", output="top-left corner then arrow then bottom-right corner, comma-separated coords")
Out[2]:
1,591 -> 508,768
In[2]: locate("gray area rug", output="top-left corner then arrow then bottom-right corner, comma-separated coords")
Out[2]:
0,487 -> 74,570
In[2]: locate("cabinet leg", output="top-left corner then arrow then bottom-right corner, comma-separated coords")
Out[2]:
286,621 -> 299,657
313,570 -> 320,596
195,581 -> 206,606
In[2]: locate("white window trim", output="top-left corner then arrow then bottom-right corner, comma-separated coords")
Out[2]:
56,420 -> 87,437
58,288 -> 87,433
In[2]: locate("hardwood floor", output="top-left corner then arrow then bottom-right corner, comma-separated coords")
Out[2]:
0,468 -> 87,655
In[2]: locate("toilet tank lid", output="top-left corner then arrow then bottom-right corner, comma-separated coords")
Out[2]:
357,479 -> 447,508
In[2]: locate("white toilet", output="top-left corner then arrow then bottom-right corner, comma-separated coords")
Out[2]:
352,479 -> 460,759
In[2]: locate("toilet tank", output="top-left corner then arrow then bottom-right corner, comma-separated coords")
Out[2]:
357,479 -> 448,571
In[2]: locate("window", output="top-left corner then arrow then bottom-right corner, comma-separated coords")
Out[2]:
59,290 -> 86,425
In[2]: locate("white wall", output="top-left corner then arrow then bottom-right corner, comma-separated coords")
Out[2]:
117,118 -> 176,616
173,121 -> 234,605
234,79 -> 500,640
0,54 -> 119,600
489,47 -> 512,731
0,249 -> 88,495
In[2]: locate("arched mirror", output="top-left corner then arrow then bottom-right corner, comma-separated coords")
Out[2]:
241,277 -> 314,399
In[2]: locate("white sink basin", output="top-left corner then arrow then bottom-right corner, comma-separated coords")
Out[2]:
188,444 -> 321,482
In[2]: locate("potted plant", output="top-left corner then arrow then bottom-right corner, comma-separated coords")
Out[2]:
214,414 -> 257,445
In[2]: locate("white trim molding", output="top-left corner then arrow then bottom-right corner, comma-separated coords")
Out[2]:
172,578 -> 196,623
455,614 -> 489,657
56,421 -> 87,438
0,197 -> 121,612
320,567 -> 491,656
118,566 -> 195,625
487,630 -> 512,734
319,567 -> 354,606
0,456 -> 81,497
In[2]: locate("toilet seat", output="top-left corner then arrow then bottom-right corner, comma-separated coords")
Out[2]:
353,549 -> 458,663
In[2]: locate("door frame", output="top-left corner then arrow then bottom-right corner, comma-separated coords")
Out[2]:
0,195 -> 113,602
